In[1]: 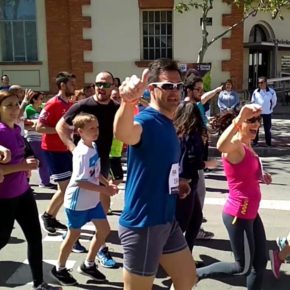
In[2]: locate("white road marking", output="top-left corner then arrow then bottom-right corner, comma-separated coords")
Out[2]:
205,198 -> 290,211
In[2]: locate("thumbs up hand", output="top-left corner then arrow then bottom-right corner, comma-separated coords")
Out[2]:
119,69 -> 149,104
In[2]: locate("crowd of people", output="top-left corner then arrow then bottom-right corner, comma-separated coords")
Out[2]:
0,58 -> 288,290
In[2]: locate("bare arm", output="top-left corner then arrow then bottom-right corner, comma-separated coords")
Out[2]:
114,69 -> 149,145
77,180 -> 118,196
217,104 -> 262,160
1,158 -> 38,175
56,117 -> 75,152
36,120 -> 57,134
114,102 -> 143,145
201,85 -> 223,105
19,89 -> 34,117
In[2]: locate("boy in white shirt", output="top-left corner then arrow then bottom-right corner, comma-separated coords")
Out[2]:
51,113 -> 118,285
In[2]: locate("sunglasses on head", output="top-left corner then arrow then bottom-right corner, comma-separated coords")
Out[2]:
245,116 -> 261,124
150,82 -> 184,91
95,82 -> 112,89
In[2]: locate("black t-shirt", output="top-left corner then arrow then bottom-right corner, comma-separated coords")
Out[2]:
63,96 -> 119,159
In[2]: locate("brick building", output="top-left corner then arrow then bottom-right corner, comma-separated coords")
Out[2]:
0,0 -> 290,93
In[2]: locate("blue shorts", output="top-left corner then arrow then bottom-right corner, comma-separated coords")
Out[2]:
43,151 -> 72,182
65,202 -> 106,229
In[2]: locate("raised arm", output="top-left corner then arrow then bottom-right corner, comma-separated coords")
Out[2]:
201,85 -> 223,105
217,104 -> 262,155
114,69 -> 149,145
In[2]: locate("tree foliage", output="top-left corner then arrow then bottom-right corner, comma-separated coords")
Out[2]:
176,0 -> 290,62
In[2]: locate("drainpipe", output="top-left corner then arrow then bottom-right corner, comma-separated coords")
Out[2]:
273,39 -> 278,77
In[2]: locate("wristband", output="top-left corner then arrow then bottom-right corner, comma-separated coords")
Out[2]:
232,118 -> 241,130
122,98 -> 139,106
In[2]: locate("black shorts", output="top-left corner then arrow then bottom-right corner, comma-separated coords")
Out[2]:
109,157 -> 123,181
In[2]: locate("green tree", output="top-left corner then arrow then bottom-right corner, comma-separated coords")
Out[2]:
176,0 -> 290,63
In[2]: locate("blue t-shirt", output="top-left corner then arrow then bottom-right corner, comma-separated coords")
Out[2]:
119,107 -> 180,228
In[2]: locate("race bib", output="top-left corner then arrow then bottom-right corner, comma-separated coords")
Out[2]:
168,163 -> 179,195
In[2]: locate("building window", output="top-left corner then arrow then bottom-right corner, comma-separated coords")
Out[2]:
0,0 -> 38,62
142,10 -> 172,60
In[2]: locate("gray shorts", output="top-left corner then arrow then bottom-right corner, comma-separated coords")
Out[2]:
118,220 -> 187,276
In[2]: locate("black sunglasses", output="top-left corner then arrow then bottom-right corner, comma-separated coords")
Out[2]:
95,82 -> 112,89
245,116 -> 261,124
150,82 -> 184,91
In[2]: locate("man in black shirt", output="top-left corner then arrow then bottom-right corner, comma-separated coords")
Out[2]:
56,71 -> 119,268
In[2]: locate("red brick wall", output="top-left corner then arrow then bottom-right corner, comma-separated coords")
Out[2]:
45,0 -> 92,93
138,0 -> 174,9
221,1 -> 244,90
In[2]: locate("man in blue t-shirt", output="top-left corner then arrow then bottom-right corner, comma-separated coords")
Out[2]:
114,59 -> 197,290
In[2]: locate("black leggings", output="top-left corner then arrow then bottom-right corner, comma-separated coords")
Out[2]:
197,212 -> 267,290
176,187 -> 203,252
0,189 -> 43,287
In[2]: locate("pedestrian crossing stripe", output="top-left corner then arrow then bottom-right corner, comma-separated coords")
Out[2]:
205,198 -> 290,211
43,224 -> 95,242
6,259 -> 76,285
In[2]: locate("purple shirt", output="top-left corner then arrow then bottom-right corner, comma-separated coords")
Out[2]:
0,123 -> 29,199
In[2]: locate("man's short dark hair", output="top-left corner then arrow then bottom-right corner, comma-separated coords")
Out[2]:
147,58 -> 181,83
56,72 -> 76,89
184,76 -> 203,90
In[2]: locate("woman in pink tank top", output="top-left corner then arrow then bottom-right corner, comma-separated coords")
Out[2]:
197,104 -> 272,290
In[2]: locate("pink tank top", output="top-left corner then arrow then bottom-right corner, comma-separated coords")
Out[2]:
222,145 -> 262,219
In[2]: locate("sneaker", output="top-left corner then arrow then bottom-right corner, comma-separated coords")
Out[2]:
50,218 -> 67,230
276,237 -> 290,263
72,240 -> 87,253
276,237 -> 288,251
33,281 -> 63,289
40,213 -> 56,234
195,260 -> 205,268
96,247 -> 117,268
77,262 -> 106,281
269,250 -> 282,279
196,228 -> 214,240
51,266 -> 77,286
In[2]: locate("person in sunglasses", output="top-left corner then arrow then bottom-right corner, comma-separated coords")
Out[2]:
251,76 -> 277,146
196,104 -> 272,290
114,58 -> 197,290
56,71 -> 119,267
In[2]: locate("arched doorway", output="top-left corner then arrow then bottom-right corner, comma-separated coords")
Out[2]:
247,23 -> 275,91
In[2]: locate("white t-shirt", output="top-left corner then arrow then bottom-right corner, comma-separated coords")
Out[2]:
64,140 -> 101,211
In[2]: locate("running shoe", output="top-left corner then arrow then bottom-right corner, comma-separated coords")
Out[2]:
96,247 -> 117,268
196,228 -> 214,240
276,237 -> 290,263
40,213 -> 56,234
50,218 -> 67,230
72,240 -> 87,253
269,249 -> 282,279
51,266 -> 77,286
77,262 -> 106,281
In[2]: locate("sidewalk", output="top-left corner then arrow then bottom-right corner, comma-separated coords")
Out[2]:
209,117 -> 290,157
